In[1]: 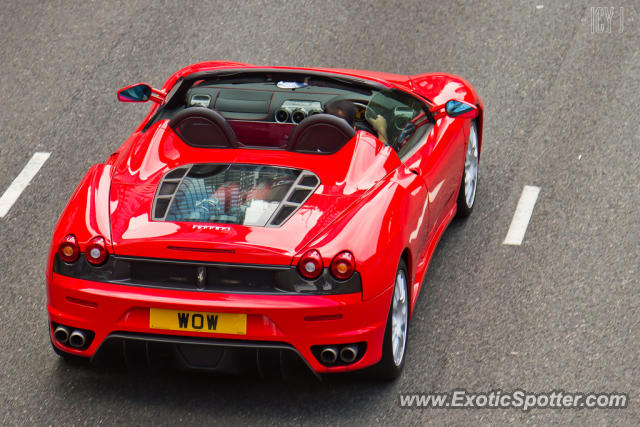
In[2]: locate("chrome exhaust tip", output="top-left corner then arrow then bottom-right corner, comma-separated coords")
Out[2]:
339,345 -> 358,364
319,346 -> 338,365
54,325 -> 70,344
68,330 -> 87,348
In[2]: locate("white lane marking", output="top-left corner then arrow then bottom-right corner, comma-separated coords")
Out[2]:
503,185 -> 541,246
0,152 -> 51,218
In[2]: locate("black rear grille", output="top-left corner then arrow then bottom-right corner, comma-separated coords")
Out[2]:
129,260 -> 286,293
53,255 -> 362,295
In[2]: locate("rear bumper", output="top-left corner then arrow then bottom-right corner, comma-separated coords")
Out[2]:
47,272 -> 392,374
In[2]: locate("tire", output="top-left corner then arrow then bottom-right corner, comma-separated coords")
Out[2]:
456,121 -> 479,218
373,260 -> 409,380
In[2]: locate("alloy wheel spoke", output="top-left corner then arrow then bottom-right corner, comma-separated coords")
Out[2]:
464,127 -> 478,207
391,271 -> 408,366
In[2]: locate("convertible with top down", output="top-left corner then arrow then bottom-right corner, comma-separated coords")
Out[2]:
47,61 -> 483,379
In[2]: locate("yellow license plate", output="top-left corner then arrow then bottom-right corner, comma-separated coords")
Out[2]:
149,308 -> 247,335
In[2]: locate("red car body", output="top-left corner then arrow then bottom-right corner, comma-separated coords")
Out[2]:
46,61 -> 483,377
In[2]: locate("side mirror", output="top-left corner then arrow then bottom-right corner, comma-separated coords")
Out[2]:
117,83 -> 152,102
444,100 -> 478,119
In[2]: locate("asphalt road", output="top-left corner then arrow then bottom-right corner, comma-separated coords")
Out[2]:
1,0 -> 638,424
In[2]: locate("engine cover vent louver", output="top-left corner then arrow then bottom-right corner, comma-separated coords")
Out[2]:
153,167 -> 190,220
266,171 -> 319,227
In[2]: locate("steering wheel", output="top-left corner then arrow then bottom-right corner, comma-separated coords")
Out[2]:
325,95 -> 371,118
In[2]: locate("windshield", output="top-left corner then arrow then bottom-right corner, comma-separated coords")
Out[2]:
153,164 -> 320,227
365,88 -> 429,154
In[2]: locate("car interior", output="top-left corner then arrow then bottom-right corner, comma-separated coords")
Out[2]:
149,71 -> 433,157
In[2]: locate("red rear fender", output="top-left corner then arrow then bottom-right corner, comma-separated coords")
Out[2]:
48,163 -> 113,281
295,180 -> 414,301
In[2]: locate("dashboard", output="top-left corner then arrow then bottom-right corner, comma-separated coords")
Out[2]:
184,81 -> 371,124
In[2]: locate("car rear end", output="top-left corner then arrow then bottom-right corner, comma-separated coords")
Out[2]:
47,261 -> 392,373
46,134 -> 398,376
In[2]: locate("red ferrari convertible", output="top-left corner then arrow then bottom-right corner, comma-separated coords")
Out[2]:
47,61 -> 483,379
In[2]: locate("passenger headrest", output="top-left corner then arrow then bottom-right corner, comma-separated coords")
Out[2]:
168,107 -> 238,148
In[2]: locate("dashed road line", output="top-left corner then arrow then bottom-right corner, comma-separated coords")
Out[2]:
503,185 -> 540,246
0,152 -> 51,218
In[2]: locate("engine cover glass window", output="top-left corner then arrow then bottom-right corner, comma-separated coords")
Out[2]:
156,164 -> 319,227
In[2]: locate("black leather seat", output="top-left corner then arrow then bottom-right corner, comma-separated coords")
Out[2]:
168,107 -> 238,148
287,114 -> 356,154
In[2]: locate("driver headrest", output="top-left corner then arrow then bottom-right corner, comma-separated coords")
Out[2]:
286,113 -> 356,154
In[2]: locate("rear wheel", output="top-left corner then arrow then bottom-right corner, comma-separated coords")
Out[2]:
373,260 -> 409,380
456,121 -> 478,218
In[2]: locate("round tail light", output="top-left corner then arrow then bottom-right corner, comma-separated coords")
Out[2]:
298,249 -> 323,280
330,251 -> 355,280
58,234 -> 80,263
85,236 -> 108,265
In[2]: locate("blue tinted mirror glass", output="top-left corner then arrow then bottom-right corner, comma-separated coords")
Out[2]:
445,100 -> 473,117
119,84 -> 151,102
